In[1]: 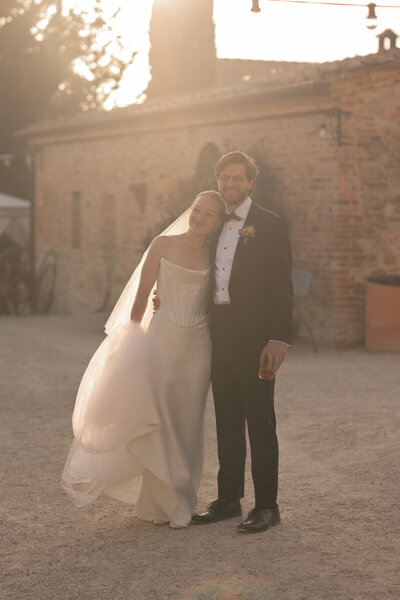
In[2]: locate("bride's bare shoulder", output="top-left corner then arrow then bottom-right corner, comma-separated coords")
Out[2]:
164,234 -> 185,242
151,235 -> 176,248
147,235 -> 174,259
148,235 -> 185,264
151,235 -> 170,246
152,234 -> 184,248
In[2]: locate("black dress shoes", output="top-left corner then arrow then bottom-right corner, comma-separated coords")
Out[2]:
191,499 -> 242,524
237,507 -> 280,533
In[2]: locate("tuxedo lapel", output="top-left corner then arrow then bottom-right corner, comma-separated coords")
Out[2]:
229,202 -> 258,290
208,231 -> 219,304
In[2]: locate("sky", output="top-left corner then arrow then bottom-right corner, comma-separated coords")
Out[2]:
64,0 -> 400,108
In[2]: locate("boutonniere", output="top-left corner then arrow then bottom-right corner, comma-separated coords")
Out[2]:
238,225 -> 256,245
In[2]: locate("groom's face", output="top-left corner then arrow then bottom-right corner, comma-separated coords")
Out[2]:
217,163 -> 254,210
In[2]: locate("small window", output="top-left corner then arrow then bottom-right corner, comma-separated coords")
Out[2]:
71,191 -> 81,249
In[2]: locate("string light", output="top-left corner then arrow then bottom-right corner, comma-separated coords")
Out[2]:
250,0 -> 400,30
250,0 -> 400,8
366,2 -> 378,28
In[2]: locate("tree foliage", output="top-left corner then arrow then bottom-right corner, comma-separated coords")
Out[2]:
0,0 -> 135,197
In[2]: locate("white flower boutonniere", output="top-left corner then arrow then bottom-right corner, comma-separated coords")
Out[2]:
239,225 -> 256,245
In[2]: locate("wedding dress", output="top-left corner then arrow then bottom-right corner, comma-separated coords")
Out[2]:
61,254 -> 211,528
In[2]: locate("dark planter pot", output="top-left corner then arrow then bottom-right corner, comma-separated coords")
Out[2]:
365,275 -> 400,352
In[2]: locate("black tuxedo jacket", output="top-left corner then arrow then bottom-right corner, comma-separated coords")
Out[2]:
209,202 -> 293,350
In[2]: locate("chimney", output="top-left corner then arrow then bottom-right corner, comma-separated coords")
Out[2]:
377,29 -> 398,52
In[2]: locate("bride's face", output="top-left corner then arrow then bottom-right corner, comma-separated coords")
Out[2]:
189,195 -> 222,235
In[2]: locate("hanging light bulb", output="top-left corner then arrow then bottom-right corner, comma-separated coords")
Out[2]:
366,3 -> 378,30
251,0 -> 261,13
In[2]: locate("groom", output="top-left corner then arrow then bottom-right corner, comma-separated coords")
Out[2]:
192,151 -> 293,533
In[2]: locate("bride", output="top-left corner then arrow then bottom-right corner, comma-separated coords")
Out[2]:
61,190 -> 227,528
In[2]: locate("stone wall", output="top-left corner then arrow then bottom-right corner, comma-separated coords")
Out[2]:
330,64 -> 400,347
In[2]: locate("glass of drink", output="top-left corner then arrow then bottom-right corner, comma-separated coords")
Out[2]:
258,364 -> 276,380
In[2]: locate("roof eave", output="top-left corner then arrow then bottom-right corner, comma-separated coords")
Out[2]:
16,80 -> 330,141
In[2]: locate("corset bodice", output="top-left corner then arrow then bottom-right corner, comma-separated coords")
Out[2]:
156,257 -> 210,327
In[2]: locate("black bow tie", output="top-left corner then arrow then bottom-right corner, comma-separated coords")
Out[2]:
224,212 -> 242,222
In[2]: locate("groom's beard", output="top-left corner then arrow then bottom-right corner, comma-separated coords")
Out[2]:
222,188 -> 249,209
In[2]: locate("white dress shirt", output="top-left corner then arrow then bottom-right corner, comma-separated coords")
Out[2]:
214,196 -> 251,304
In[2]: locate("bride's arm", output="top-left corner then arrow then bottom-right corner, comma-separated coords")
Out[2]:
130,237 -> 168,323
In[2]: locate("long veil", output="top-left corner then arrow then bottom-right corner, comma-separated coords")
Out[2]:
105,207 -> 192,335
61,208 -> 192,508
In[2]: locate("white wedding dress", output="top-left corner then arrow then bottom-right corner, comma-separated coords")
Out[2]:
61,257 -> 211,528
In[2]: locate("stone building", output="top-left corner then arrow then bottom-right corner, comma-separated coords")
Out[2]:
18,49 -> 400,348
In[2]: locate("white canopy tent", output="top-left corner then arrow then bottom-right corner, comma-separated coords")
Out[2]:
0,192 -> 30,247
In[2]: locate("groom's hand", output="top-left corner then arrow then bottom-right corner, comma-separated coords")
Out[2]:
260,341 -> 288,373
152,289 -> 161,312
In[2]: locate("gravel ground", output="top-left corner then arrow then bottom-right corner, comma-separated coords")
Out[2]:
1,313 -> 399,600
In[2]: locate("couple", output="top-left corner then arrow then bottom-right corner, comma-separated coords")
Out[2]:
61,151 -> 293,533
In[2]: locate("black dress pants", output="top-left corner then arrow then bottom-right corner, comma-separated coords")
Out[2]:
211,304 -> 278,509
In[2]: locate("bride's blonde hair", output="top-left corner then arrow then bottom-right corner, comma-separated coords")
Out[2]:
193,190 -> 227,218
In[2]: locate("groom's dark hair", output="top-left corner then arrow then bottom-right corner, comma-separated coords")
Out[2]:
215,151 -> 259,182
